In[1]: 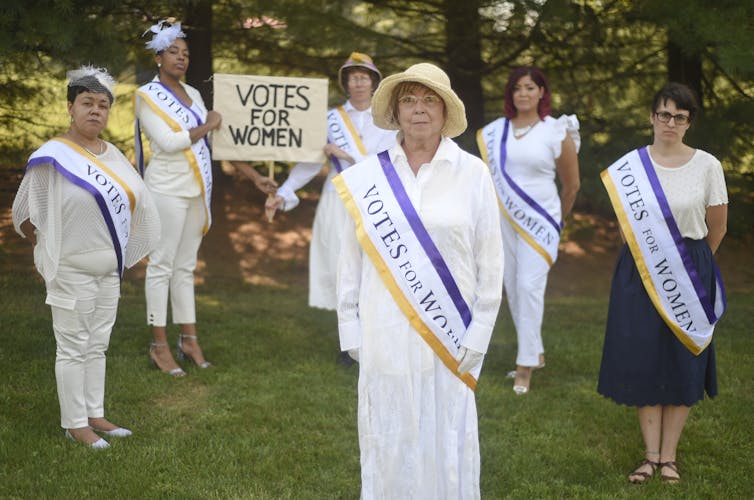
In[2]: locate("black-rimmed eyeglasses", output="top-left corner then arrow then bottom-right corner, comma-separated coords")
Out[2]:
655,111 -> 690,125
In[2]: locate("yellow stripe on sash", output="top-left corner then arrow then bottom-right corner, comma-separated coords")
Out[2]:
601,169 -> 708,355
54,138 -> 136,213
336,106 -> 368,156
333,174 -> 477,391
136,90 -> 211,234
476,129 -> 553,267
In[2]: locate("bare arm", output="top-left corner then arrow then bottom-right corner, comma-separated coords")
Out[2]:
705,204 -> 727,254
555,134 -> 580,220
230,161 -> 278,194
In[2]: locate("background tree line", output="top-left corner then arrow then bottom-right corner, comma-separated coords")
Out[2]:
1,0 -> 751,231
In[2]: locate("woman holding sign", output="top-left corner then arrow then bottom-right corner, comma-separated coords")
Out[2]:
335,63 -> 503,499
598,83 -> 727,484
135,20 -> 222,375
12,66 -> 160,447
477,66 -> 580,394
266,52 -> 395,366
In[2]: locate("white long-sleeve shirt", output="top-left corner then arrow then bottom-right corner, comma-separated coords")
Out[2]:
135,78 -> 208,197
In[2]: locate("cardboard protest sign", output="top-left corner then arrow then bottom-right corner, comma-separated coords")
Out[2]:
212,73 -> 328,162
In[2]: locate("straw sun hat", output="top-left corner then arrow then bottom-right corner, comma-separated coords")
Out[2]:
338,52 -> 382,92
371,62 -> 467,138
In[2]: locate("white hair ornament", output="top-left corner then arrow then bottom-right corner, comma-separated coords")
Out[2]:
67,65 -> 117,102
143,20 -> 186,53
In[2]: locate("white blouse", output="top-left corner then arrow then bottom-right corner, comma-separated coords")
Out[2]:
12,143 -> 160,280
337,137 -> 504,355
649,148 -> 728,240
502,114 -> 580,222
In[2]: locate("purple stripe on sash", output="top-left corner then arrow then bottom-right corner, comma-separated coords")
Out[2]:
154,81 -> 210,150
327,140 -> 344,173
27,156 -> 124,276
500,119 -> 563,231
637,147 -> 717,322
377,151 -> 472,327
135,119 -> 145,177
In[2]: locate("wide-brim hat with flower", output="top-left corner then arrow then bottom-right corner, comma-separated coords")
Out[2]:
371,62 -> 467,138
338,52 -> 381,91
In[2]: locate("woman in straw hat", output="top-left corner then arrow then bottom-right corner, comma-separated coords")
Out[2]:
477,66 -> 581,394
334,63 -> 503,499
266,52 -> 395,366
13,66 -> 160,448
135,20 -> 222,375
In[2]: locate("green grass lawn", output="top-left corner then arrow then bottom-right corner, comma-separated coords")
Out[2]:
0,263 -> 751,499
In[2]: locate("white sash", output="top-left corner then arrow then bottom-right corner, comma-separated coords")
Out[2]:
135,81 -> 213,234
477,118 -> 561,266
326,106 -> 368,173
333,151 -> 478,390
27,139 -> 134,276
601,147 -> 726,355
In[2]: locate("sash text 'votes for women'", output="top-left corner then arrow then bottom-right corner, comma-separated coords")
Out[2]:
212,74 -> 328,163
360,183 -> 462,349
613,159 -> 696,332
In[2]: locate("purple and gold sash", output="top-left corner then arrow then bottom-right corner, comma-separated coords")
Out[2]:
477,118 -> 561,266
135,81 -> 213,234
333,151 -> 478,390
326,106 -> 368,173
27,139 -> 134,276
601,147 -> 726,354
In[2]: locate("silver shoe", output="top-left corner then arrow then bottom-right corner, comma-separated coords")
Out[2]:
177,334 -> 212,368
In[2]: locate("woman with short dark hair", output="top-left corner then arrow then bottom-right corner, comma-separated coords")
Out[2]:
598,82 -> 728,484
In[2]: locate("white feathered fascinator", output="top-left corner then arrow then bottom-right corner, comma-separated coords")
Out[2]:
67,65 -> 117,103
143,20 -> 186,53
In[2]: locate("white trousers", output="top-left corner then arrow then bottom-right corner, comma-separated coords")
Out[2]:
45,265 -> 120,429
500,218 -> 551,367
145,193 -> 205,326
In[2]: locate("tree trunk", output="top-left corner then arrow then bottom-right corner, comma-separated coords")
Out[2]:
443,0 -> 485,147
184,0 -> 214,108
667,40 -> 703,110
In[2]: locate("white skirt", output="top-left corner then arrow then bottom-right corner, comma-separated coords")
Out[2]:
308,189 -> 348,310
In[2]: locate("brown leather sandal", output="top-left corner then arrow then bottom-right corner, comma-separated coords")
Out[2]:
628,459 -> 659,484
660,461 -> 680,484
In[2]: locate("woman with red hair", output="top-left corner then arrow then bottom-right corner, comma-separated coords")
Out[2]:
477,66 -> 581,394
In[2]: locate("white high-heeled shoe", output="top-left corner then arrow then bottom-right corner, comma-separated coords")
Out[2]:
65,429 -> 110,449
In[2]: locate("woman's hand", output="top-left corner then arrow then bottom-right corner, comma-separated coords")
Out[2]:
206,110 -> 222,130
230,162 -> 278,195
20,219 -> 37,246
264,195 -> 285,213
324,144 -> 354,164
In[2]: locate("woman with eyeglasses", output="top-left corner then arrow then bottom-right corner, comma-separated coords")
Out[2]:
598,82 -> 728,484
335,62 -> 503,498
477,66 -> 581,394
265,52 -> 395,366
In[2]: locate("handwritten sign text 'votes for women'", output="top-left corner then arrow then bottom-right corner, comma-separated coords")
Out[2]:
211,73 -> 328,162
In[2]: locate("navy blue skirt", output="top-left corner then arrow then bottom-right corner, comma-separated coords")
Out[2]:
597,239 -> 718,407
